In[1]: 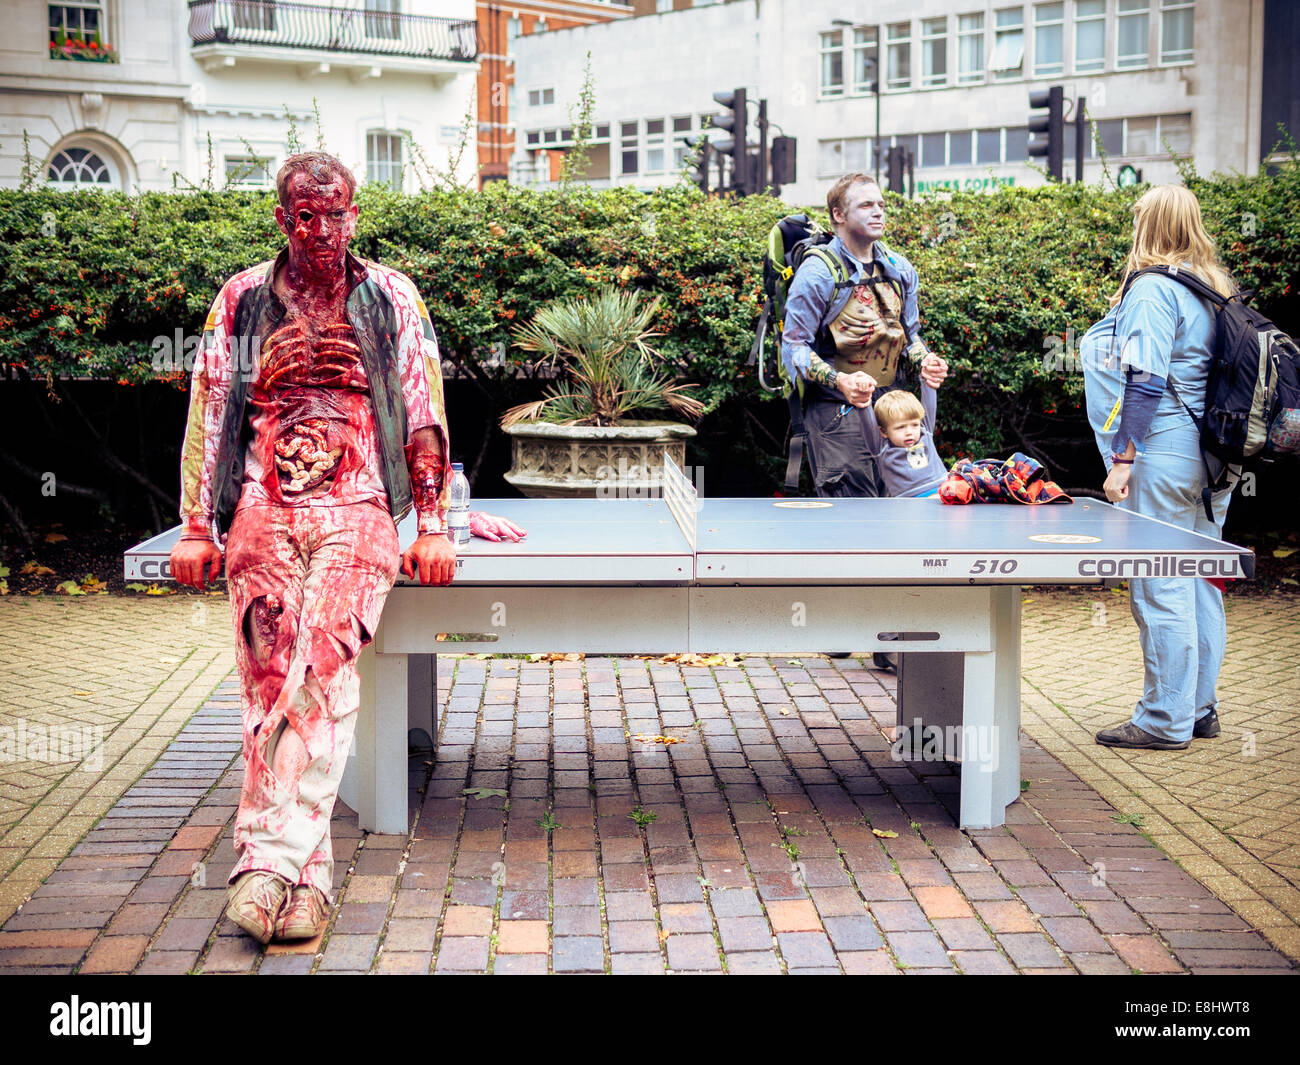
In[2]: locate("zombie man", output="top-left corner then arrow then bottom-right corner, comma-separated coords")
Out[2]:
171,152 -> 523,943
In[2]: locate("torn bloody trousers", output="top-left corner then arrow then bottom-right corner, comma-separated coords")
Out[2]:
224,499 -> 399,900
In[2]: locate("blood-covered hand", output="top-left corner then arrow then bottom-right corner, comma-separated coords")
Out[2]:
171,538 -> 223,590
401,533 -> 456,586
469,512 -> 527,542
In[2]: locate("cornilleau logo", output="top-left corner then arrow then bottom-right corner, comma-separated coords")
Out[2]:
1078,556 -> 1238,578
49,997 -> 151,1045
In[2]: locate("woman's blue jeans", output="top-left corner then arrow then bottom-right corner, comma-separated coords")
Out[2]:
1120,422 -> 1235,742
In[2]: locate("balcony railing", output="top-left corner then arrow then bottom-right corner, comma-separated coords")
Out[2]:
188,1 -> 478,62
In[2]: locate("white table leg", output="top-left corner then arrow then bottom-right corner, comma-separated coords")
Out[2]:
959,586 -> 1022,829
353,645 -> 411,834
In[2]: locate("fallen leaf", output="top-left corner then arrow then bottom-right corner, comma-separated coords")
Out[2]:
73,690 -> 93,697
872,828 -> 899,839
19,563 -> 55,577
124,583 -> 149,593
632,734 -> 683,745
1282,578 -> 1298,586
144,585 -> 175,596
462,787 -> 508,800
44,532 -> 68,543
778,707 -> 791,716
55,580 -> 85,596
1273,546 -> 1296,559
658,929 -> 670,943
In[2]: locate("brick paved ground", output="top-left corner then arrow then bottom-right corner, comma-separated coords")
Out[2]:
0,589 -> 1294,973
0,596 -> 233,924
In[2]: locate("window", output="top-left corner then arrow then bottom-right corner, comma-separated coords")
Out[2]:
620,121 -> 638,176
893,134 -> 919,170
820,30 -> 844,96
46,145 -> 114,187
1159,112 -> 1192,153
852,27 -> 878,93
921,132 -> 946,168
1160,0 -> 1193,64
949,130 -> 972,165
1126,116 -> 1156,156
657,0 -> 672,11
528,88 -> 554,107
543,129 -> 558,143
48,2 -> 105,44
1096,118 -> 1123,155
507,16 -> 522,43
645,119 -> 666,172
886,22 -> 911,91
817,137 -> 868,178
991,8 -> 1024,80
535,18 -> 547,32
596,123 -> 610,139
921,18 -> 947,88
957,13 -> 985,84
224,155 -> 272,187
672,115 -> 692,169
1074,0 -> 1105,73
232,0 -> 276,31
977,128 -> 1002,164
364,0 -> 400,40
526,131 -> 540,146
1033,3 -> 1063,77
1117,0 -> 1149,69
366,130 -> 403,190
1005,126 -> 1029,161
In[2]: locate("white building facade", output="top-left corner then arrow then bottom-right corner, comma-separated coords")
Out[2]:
0,1 -> 480,194
509,0 -> 1279,203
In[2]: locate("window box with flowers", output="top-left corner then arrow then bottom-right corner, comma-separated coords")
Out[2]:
49,33 -> 119,63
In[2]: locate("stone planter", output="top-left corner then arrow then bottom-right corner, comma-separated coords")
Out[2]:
502,420 -> 697,499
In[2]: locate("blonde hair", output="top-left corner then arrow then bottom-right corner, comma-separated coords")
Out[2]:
873,389 -> 925,429
827,173 -> 878,227
1109,185 -> 1235,306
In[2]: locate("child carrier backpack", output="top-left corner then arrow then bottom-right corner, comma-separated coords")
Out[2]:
1118,265 -> 1300,519
751,214 -> 906,492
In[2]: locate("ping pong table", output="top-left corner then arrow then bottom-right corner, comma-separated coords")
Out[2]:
124,458 -> 1253,833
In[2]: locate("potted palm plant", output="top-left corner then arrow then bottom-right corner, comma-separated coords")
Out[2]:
500,285 -> 703,498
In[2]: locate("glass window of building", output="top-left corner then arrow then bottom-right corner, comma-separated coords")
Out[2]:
1159,113 -> 1192,153
977,127 -> 1002,164
949,130 -> 973,165
1074,0 -> 1105,73
1126,116 -> 1157,155
1160,0 -> 1194,64
1004,126 -> 1029,161
1096,118 -> 1124,155
921,132 -> 946,167
620,121 -> 638,175
1033,3 -> 1064,77
921,18 -> 947,87
224,155 -> 272,187
366,131 -> 403,191
1117,0 -> 1150,69
853,27 -> 879,92
957,13 -> 985,84
46,145 -> 115,188
820,30 -> 845,96
887,22 -> 912,90
645,119 -> 666,172
364,0 -> 401,40
991,8 -> 1024,79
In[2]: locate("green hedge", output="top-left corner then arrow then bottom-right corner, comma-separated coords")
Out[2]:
3,159 -> 1299,464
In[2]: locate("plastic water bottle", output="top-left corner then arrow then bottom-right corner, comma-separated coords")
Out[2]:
447,463 -> 471,546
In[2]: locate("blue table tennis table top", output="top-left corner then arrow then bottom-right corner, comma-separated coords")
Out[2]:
123,496 -> 1254,586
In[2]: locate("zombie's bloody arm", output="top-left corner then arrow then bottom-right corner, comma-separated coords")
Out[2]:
386,269 -> 453,534
179,286 -> 237,541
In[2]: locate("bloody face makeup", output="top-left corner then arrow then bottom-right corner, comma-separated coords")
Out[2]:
275,171 -> 358,286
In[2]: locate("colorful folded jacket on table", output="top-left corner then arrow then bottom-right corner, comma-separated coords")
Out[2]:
939,453 -> 1073,505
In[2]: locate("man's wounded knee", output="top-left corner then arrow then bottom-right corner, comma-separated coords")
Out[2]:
242,594 -> 285,668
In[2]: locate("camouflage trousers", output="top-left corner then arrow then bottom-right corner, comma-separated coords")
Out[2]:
224,500 -> 399,900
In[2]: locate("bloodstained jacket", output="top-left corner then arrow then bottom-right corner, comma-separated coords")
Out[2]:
179,249 -> 451,542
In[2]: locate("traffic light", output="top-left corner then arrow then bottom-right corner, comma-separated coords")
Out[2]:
711,87 -> 748,194
770,136 -> 796,186
684,134 -> 711,192
1028,85 -> 1064,182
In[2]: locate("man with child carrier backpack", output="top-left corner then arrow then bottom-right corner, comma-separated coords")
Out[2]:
754,172 -> 948,496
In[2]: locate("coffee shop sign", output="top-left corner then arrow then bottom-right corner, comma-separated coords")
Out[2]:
916,175 -> 1016,194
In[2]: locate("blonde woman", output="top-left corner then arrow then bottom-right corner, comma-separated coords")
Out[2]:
1095,185 -> 1238,751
